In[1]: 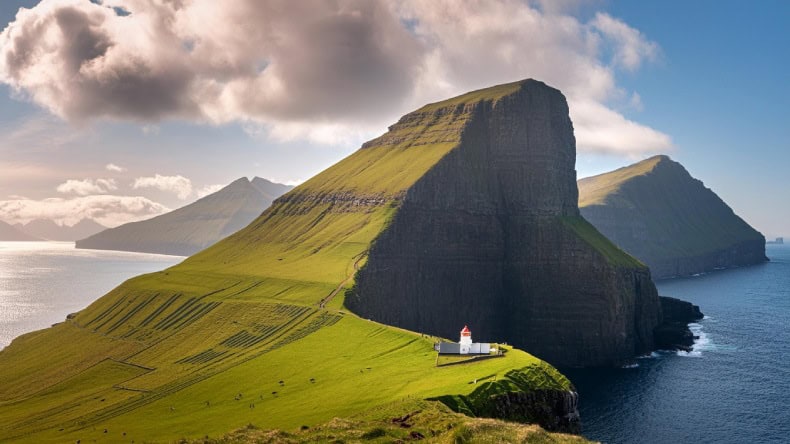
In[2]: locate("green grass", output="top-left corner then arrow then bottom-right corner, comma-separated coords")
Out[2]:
577,155 -> 665,207
416,79 -> 527,112
0,80 -> 581,443
183,399 -> 593,443
0,313 -> 565,443
559,216 -> 645,268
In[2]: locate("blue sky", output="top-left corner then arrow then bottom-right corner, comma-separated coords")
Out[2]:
0,1 -> 786,237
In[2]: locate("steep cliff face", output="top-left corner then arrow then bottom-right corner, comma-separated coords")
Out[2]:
653,296 -> 704,351
578,156 -> 767,278
347,80 -> 661,368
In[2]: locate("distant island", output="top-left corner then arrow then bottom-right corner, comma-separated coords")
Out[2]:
7,218 -> 106,242
767,237 -> 784,244
578,155 -> 767,279
76,177 -> 292,256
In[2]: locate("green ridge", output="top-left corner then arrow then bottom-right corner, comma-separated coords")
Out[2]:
578,155 -> 765,263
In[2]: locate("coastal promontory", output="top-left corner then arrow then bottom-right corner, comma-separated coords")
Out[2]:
578,155 -> 767,278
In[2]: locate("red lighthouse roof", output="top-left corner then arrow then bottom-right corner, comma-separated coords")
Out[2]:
460,325 -> 471,336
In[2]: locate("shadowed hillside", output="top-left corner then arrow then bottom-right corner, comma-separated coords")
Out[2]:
578,155 -> 767,278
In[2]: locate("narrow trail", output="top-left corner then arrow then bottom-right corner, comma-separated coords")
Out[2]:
319,252 -> 367,309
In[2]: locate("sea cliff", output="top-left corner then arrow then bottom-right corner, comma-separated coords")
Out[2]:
347,79 -> 662,368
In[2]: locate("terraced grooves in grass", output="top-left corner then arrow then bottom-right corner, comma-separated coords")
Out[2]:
0,80 -> 578,443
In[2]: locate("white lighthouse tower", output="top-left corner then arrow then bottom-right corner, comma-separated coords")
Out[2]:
459,325 -> 472,354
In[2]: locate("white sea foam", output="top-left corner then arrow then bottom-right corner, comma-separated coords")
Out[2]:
637,351 -> 662,359
676,322 -> 711,357
622,363 -> 640,369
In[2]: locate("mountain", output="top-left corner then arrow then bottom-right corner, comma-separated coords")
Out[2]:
251,176 -> 293,200
0,79 -> 655,443
76,177 -> 292,256
19,218 -> 106,241
0,220 -> 41,241
578,155 -> 767,278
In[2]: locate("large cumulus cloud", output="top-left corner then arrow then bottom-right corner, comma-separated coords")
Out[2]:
0,0 -> 672,153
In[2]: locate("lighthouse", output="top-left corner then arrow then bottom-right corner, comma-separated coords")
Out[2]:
434,325 -> 491,355
459,325 -> 472,354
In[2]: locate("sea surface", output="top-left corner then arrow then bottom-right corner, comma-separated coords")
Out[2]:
0,242 -> 183,349
567,244 -> 790,443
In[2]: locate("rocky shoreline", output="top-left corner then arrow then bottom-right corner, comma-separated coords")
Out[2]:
653,296 -> 704,352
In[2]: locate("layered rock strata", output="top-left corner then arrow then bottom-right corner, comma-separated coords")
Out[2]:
347,80 -> 662,368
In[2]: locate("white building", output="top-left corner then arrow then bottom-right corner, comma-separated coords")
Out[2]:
435,325 -> 491,355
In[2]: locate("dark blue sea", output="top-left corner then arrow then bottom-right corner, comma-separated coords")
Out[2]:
567,244 -> 790,443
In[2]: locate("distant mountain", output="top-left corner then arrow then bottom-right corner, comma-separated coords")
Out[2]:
76,177 -> 292,256
0,220 -> 41,241
251,176 -> 292,200
578,155 -> 767,278
18,218 -> 106,242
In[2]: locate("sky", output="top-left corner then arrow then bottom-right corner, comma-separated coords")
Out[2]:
0,1 -> 786,237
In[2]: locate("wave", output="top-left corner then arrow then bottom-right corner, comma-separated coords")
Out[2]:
676,322 -> 711,357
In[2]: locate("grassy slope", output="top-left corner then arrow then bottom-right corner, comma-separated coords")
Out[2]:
577,155 -> 664,208
190,399 -> 592,444
578,155 -> 764,259
559,216 -> 645,268
0,81 -> 578,443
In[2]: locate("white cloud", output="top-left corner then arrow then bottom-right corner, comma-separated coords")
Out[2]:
0,0 -> 672,155
195,184 -> 223,198
56,178 -> 117,195
132,174 -> 193,200
105,163 -> 126,172
0,195 -> 170,227
571,99 -> 672,154
590,12 -> 659,71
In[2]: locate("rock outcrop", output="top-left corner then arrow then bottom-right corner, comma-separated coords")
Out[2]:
431,363 -> 581,434
76,177 -> 292,256
347,79 -> 662,368
653,296 -> 704,351
578,155 -> 767,279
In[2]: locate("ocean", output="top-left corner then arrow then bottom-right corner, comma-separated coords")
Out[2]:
0,242 -> 183,349
567,244 -> 790,443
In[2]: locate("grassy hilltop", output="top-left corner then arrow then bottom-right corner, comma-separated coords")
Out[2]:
0,80 -> 585,443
